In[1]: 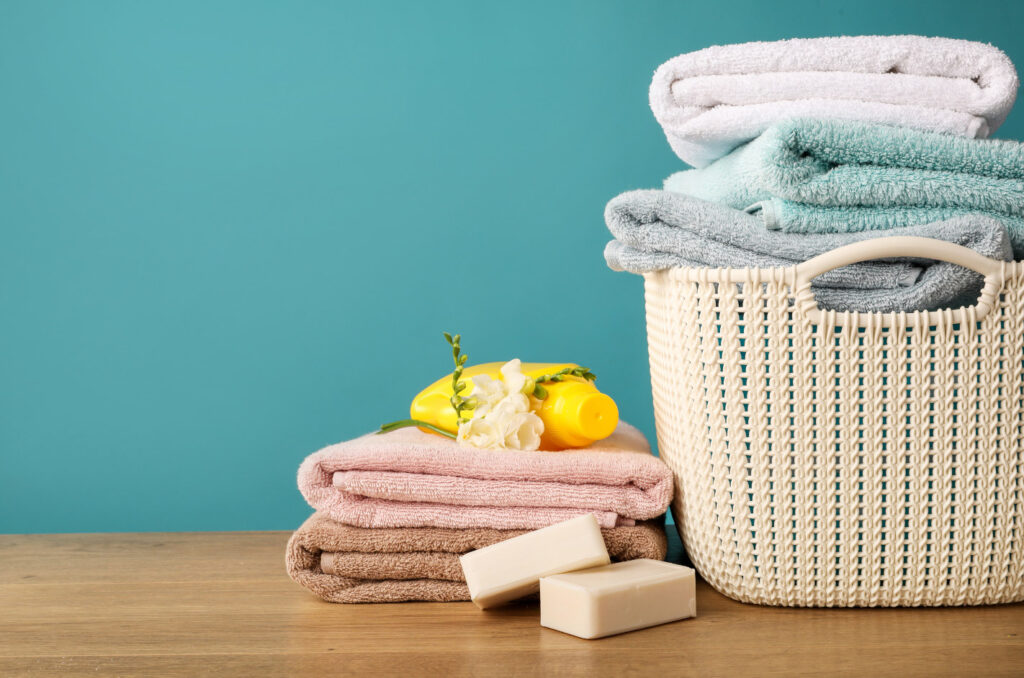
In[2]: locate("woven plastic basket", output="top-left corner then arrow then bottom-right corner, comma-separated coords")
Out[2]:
645,236 -> 1024,607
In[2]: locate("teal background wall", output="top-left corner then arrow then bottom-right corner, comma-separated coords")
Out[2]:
3,0 -> 1024,533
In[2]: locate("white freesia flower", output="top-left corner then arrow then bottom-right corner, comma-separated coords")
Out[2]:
502,411 -> 543,450
457,416 -> 503,449
468,373 -> 506,412
457,359 -> 544,451
500,359 -> 535,396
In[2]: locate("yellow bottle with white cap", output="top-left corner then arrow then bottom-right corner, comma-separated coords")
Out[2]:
409,362 -> 619,450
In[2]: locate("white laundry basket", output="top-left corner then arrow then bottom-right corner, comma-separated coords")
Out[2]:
645,236 -> 1024,607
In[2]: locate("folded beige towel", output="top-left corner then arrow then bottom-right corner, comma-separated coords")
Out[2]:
286,512 -> 668,603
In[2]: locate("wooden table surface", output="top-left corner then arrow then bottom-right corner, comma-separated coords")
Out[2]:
2,530 -> 1023,677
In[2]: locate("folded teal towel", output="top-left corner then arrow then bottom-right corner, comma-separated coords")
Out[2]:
664,119 -> 1024,257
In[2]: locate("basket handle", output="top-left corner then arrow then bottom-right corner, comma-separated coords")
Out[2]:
793,236 -> 1006,324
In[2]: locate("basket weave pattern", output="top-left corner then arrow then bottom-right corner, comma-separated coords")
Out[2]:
645,261 -> 1024,606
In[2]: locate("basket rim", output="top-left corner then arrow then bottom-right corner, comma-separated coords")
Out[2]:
644,259 -> 1022,329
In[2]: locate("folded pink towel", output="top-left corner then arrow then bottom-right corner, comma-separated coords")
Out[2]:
297,422 -> 673,529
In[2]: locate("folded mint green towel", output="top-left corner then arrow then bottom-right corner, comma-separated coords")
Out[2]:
664,119 -> 1024,257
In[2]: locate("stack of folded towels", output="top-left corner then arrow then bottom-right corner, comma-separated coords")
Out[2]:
608,35 -> 1023,310
287,423 -> 674,602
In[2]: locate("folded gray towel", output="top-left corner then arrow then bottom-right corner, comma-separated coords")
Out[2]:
604,190 -> 1013,313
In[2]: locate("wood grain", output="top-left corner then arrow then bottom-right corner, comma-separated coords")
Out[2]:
1,531 -> 1022,677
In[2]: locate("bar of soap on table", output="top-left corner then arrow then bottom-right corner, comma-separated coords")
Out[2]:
460,514 -> 610,609
540,559 -> 696,639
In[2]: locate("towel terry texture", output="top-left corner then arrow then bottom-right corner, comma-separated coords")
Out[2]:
664,118 -> 1024,257
604,190 -> 1013,313
286,512 -> 668,603
297,422 -> 674,530
650,35 -> 1018,167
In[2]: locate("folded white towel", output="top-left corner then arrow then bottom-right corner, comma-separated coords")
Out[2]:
650,35 -> 1019,167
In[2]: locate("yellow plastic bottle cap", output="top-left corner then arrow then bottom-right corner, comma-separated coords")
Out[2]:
572,392 -> 619,441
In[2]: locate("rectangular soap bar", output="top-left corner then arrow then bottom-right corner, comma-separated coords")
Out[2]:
540,559 -> 696,639
459,514 -> 610,609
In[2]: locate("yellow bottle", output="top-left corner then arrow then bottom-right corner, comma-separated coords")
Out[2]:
409,362 -> 619,450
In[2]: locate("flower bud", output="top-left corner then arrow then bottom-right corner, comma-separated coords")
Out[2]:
520,376 -> 536,396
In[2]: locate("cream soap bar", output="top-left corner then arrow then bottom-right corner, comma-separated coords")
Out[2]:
540,559 -> 696,639
459,514 -> 610,609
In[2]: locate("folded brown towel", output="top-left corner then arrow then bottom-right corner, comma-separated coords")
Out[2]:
286,512 -> 668,603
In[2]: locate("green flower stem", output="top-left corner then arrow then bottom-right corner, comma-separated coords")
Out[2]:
377,332 -> 473,439
378,419 -> 457,439
444,331 -> 472,424
531,366 -> 596,398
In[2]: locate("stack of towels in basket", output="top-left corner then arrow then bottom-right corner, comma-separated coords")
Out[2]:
606,35 -> 1024,311
287,424 -> 674,603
